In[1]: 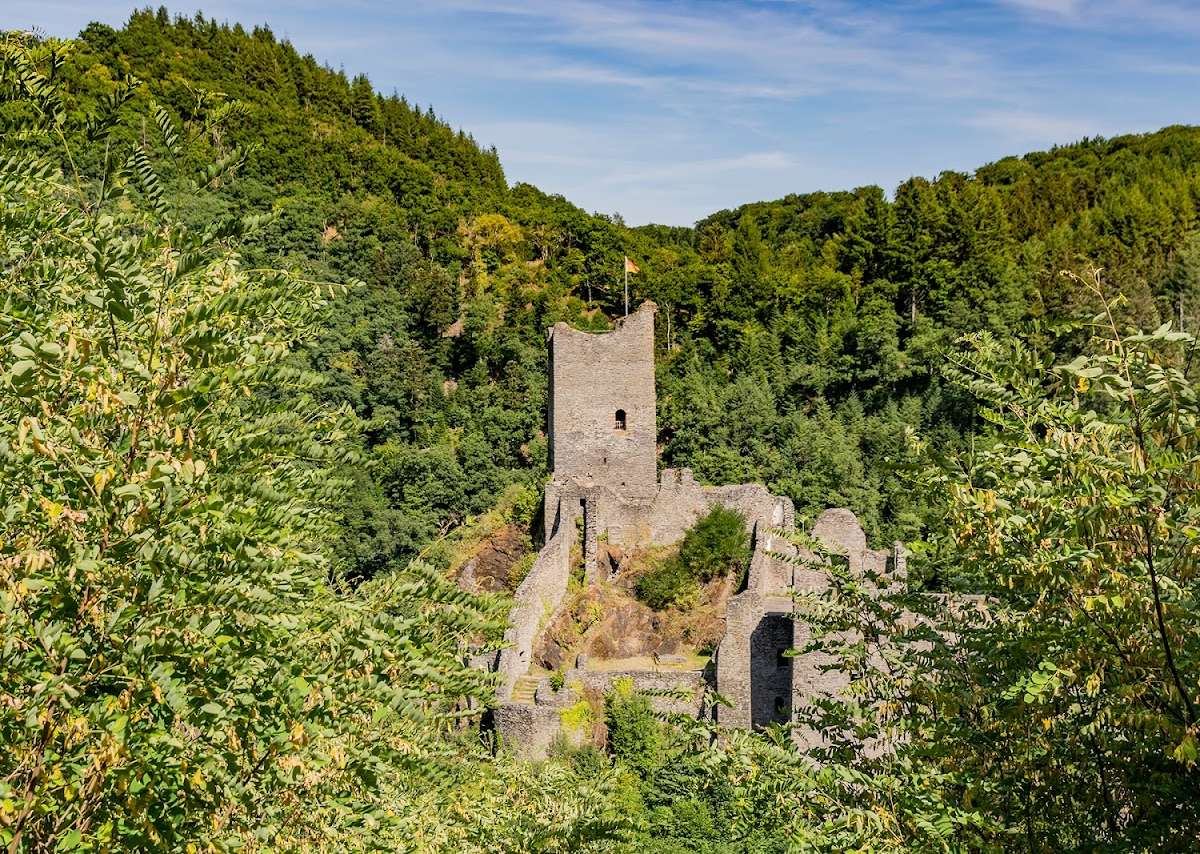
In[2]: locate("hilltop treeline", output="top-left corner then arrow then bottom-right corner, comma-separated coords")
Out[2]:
54,11 -> 1200,577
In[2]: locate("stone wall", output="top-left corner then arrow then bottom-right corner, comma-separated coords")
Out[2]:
645,468 -> 794,549
495,510 -> 575,701
561,669 -> 707,716
714,591 -> 760,728
487,299 -> 926,758
494,704 -> 579,760
716,507 -> 910,732
548,302 -> 657,496
544,467 -> 795,561
494,667 -> 708,760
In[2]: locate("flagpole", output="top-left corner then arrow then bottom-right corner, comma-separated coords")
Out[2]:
624,259 -> 629,316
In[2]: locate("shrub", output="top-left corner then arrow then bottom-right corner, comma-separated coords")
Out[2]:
605,679 -> 663,777
560,698 -> 596,734
568,744 -> 610,777
636,506 -> 749,609
549,670 -> 566,692
678,505 -> 750,582
635,558 -> 695,609
506,551 -> 537,592
0,39 -> 502,851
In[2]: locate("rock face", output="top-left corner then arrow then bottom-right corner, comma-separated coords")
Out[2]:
534,587 -> 678,670
457,524 -> 528,593
532,555 -> 735,672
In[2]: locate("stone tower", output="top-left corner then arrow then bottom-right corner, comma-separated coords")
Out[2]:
547,302 -> 657,496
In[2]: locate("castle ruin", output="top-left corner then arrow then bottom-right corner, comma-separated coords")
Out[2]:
484,302 -> 905,757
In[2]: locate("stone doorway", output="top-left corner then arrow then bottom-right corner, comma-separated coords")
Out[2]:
750,613 -> 793,728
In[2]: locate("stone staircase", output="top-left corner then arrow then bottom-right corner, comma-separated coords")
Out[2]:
510,675 -> 540,705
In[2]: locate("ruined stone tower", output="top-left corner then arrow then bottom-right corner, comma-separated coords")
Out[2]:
547,302 -> 657,495
484,301 -> 913,758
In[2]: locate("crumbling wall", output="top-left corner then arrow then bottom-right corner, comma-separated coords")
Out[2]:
494,704 -> 577,760
708,481 -> 795,535
644,468 -> 796,550
714,591 -> 761,728
561,669 -> 706,716
495,509 -> 575,701
495,667 -> 708,760
718,507 -> 908,733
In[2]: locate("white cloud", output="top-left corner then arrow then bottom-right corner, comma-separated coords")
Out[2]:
965,109 -> 1104,142
13,0 -> 1195,225
999,0 -> 1083,16
602,151 -> 796,187
999,0 -> 1200,30
436,0 -> 997,102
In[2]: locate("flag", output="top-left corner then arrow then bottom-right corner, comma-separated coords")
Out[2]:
624,256 -> 640,274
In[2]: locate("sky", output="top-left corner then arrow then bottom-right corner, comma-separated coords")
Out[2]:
8,1 -> 1200,225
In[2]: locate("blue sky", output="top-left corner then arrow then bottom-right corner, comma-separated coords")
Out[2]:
10,1 -> 1200,225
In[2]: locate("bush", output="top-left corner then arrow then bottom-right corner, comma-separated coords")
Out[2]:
605,678 -> 663,777
678,505 -> 750,582
636,558 -> 695,609
636,505 -> 749,608
0,40 -> 502,850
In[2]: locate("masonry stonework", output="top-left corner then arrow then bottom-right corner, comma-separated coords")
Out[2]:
548,304 -> 657,496
483,303 -> 911,758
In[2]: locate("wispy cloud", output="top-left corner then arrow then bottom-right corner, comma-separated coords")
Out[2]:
999,0 -> 1083,17
999,0 -> 1200,31
602,151 -> 796,187
437,0 -> 998,102
7,0 -> 1197,224
965,109 -> 1106,142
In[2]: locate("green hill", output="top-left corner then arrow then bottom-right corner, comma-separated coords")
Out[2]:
8,11 -> 1200,851
61,10 -> 1200,577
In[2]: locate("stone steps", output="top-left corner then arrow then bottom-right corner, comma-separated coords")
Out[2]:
510,675 -> 540,704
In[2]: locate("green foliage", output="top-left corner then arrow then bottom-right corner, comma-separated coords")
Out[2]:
637,506 -> 749,608
905,272 -> 1200,848
677,505 -> 750,582
767,275 -> 1200,851
559,699 -> 595,735
604,679 -> 663,778
14,10 -> 1200,851
635,560 -> 695,609
0,35 -> 504,852
49,10 -> 1200,574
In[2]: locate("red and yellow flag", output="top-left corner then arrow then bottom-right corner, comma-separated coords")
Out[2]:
624,256 -> 640,274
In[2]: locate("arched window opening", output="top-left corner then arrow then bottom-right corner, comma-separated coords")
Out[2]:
614,409 -> 627,431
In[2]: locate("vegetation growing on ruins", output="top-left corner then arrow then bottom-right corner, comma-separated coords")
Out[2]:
4,10 -> 1200,851
636,506 -> 750,608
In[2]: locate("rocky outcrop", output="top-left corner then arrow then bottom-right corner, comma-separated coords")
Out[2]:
457,524 -> 529,593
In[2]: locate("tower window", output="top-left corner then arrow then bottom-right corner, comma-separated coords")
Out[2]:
614,409 -> 626,431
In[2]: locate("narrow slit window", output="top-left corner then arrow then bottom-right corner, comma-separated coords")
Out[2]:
614,409 -> 627,431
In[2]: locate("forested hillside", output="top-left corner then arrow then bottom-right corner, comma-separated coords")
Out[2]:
57,11 -> 1200,579
5,10 -> 1200,851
